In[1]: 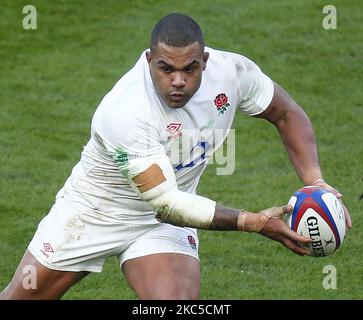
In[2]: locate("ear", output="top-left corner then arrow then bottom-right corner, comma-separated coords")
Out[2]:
145,51 -> 152,64
202,52 -> 209,71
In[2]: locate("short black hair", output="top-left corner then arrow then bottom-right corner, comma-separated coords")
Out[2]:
150,13 -> 204,52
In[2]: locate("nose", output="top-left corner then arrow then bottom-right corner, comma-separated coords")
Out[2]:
171,72 -> 186,88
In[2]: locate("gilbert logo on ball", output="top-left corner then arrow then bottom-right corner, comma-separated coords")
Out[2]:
287,186 -> 346,257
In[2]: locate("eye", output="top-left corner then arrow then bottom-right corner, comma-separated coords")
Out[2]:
160,65 -> 173,73
184,66 -> 197,73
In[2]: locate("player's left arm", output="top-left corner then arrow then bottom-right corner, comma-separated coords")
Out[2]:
255,82 -> 352,229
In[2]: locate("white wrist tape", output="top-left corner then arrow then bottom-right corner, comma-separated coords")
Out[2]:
127,156 -> 216,229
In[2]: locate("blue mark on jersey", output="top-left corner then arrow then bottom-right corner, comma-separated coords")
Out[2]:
175,141 -> 209,171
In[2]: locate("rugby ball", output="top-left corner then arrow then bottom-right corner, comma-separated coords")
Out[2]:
287,186 -> 346,257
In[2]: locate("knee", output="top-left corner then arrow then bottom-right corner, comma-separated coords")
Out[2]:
170,290 -> 199,300
0,291 -> 6,300
0,284 -> 11,300
146,287 -> 200,300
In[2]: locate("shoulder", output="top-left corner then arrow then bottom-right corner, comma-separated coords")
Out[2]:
203,47 -> 265,87
91,52 -> 160,150
206,47 -> 260,73
93,92 -> 157,141
94,92 -> 149,128
93,51 -> 153,129
91,97 -> 161,154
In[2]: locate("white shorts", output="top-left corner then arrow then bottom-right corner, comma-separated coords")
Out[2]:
28,197 -> 199,272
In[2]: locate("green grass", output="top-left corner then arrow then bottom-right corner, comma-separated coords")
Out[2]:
0,0 -> 362,299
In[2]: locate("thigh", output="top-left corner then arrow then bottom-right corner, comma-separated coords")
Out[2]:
122,253 -> 200,300
120,224 -> 201,299
1,250 -> 89,300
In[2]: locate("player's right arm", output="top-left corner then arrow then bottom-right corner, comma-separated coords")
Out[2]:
125,155 -> 311,256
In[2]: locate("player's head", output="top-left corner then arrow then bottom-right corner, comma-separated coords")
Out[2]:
146,13 -> 209,108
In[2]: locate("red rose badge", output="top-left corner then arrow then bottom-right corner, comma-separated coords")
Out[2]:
214,93 -> 230,114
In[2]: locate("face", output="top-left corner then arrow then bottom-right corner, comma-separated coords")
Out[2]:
146,42 -> 209,108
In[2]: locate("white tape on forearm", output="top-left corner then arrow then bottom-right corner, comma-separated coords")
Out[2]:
128,156 -> 216,229
149,187 -> 216,229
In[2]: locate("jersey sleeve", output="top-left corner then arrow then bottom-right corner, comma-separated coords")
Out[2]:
92,99 -> 166,179
235,55 -> 274,116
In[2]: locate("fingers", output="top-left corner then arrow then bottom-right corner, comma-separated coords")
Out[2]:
282,238 -> 311,256
261,204 -> 292,219
282,224 -> 311,244
320,182 -> 352,230
313,180 -> 343,198
335,191 -> 343,199
340,200 -> 352,230
326,186 -> 352,230
282,204 -> 293,214
326,184 -> 343,199
279,225 -> 311,255
271,219 -> 311,243
259,217 -> 311,256
310,181 -> 352,230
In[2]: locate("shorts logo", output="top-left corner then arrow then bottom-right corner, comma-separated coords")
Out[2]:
166,122 -> 182,138
187,235 -> 197,250
43,243 -> 54,253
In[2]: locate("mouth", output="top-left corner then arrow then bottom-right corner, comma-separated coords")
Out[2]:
169,92 -> 186,103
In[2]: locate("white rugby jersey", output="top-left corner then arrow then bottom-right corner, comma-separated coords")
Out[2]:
59,47 -> 274,224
